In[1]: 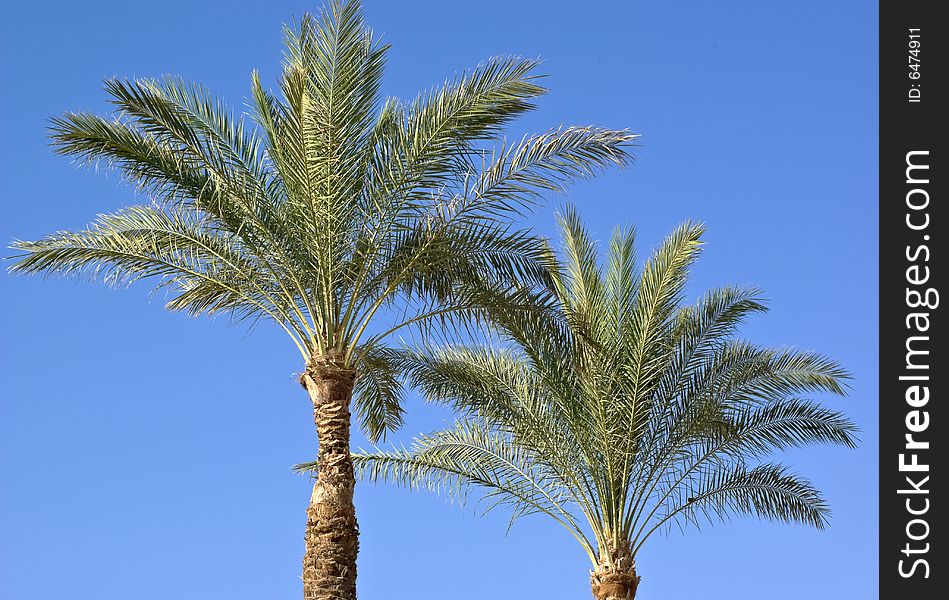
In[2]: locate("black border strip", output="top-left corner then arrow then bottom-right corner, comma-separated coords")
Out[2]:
879,1 -> 943,596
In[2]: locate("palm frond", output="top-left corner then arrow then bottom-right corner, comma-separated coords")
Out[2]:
637,463 -> 830,551
457,127 -> 637,221
9,204 -> 300,328
48,112 -> 214,204
345,420 -> 595,555
350,344 -> 407,443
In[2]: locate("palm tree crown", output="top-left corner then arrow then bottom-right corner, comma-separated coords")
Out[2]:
350,207 -> 857,599
10,1 -> 634,441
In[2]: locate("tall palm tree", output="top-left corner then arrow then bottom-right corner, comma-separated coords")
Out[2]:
7,3 -> 634,598
348,207 -> 857,600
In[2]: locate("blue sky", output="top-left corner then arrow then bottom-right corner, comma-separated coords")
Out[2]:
1,2 -> 877,599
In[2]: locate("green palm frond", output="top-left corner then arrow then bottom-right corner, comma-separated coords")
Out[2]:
461,127 -> 635,220
640,463 -> 830,548
344,420 -> 596,558
403,55 -> 546,183
350,344 -> 407,443
11,205 -> 264,303
48,111 -> 218,205
9,204 -> 309,351
356,211 -> 856,566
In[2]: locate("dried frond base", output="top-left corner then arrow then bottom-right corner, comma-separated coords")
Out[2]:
590,545 -> 640,600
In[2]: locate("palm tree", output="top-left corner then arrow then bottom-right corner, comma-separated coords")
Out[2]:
348,207 -> 857,600
7,3 -> 635,598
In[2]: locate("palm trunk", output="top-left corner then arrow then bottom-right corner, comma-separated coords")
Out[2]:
300,352 -> 359,600
590,542 -> 640,600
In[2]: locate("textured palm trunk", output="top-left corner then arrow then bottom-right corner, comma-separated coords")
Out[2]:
300,352 -> 359,600
590,542 -> 640,600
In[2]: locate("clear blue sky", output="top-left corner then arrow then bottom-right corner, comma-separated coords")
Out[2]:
1,1 -> 878,598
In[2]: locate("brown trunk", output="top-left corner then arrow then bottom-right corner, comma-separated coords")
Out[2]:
590,542 -> 640,600
300,351 -> 358,600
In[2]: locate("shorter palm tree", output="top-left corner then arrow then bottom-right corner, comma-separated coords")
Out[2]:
332,207 -> 858,600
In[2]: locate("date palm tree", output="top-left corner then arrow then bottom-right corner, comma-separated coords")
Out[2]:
7,3 -> 634,599
347,207 -> 857,600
